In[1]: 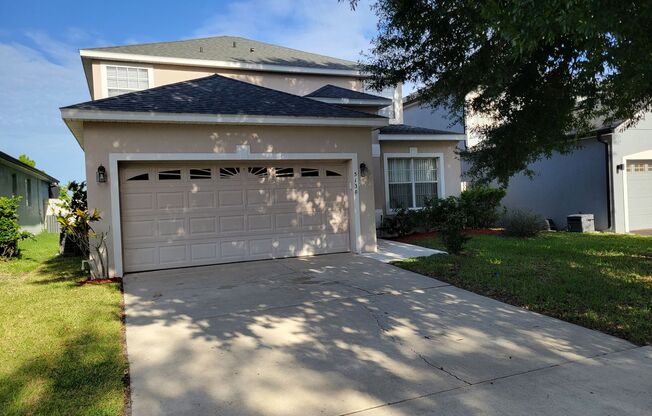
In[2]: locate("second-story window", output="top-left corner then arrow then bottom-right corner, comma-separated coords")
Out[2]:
106,65 -> 150,97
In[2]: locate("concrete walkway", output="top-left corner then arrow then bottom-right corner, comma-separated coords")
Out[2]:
361,239 -> 444,263
124,253 -> 652,416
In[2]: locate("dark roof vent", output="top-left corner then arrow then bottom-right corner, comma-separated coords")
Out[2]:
199,46 -> 203,53
232,41 -> 236,48
250,47 -> 255,53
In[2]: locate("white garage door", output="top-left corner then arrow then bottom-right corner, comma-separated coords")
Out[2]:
119,161 -> 351,273
627,160 -> 652,231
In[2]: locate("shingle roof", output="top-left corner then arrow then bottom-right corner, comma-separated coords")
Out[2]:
0,151 -> 58,183
85,36 -> 358,71
379,124 -> 464,135
62,74 -> 385,119
306,85 -> 390,101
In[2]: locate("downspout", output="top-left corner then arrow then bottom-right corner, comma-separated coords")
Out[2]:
596,134 -> 612,230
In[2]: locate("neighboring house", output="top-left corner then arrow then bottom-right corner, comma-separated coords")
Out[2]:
465,109 -> 652,233
60,36 -> 463,277
0,151 -> 59,234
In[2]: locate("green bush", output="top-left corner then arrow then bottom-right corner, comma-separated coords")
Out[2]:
460,186 -> 506,228
434,197 -> 470,254
0,196 -> 32,258
381,206 -> 418,237
502,209 -> 548,238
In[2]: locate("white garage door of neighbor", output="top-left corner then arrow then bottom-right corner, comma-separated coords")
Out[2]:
627,160 -> 652,231
119,162 -> 351,273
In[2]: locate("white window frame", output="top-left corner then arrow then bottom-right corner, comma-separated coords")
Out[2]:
383,149 -> 445,212
100,62 -> 154,99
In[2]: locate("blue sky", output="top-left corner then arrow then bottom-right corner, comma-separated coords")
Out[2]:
0,0 -> 379,183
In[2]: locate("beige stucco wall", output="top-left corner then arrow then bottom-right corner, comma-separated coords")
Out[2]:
90,60 -> 364,100
82,122 -> 377,277
376,140 -> 462,213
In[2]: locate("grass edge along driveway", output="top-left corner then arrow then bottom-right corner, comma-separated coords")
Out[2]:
0,233 -> 126,416
393,232 -> 652,345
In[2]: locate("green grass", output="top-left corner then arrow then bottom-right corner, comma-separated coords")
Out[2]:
0,233 -> 126,415
394,232 -> 652,345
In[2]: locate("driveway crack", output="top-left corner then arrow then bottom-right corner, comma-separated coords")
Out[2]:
357,299 -> 473,386
416,353 -> 472,385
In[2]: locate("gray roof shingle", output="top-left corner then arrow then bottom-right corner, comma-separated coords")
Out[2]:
306,85 -> 390,101
379,124 -> 464,135
62,74 -> 385,119
85,36 -> 358,71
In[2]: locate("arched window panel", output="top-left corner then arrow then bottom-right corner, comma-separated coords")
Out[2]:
248,167 -> 269,178
300,168 -> 319,177
190,168 -> 212,179
220,167 -> 241,179
158,169 -> 182,180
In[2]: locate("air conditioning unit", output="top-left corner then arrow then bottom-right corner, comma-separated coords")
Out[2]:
567,214 -> 595,232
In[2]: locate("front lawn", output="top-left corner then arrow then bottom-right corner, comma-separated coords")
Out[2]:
394,232 -> 652,345
0,233 -> 126,415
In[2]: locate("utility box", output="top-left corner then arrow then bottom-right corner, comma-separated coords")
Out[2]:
567,214 -> 595,232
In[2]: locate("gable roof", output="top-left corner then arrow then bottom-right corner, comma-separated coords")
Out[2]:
82,36 -> 358,73
0,151 -> 58,183
306,85 -> 388,101
62,74 -> 385,120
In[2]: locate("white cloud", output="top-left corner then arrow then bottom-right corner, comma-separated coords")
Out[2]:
0,33 -> 88,182
194,0 -> 377,62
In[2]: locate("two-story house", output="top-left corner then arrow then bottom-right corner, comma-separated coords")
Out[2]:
61,36 -> 464,277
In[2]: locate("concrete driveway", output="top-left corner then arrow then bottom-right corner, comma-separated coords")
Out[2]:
124,253 -> 652,416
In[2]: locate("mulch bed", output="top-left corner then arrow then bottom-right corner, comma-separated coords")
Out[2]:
395,228 -> 503,244
77,278 -> 122,286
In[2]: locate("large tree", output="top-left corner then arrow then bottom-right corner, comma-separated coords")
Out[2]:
351,0 -> 652,184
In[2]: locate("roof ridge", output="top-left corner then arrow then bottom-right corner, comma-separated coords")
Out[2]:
83,35 -> 233,51
83,35 -> 357,66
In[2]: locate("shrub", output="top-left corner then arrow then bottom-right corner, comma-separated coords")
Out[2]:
460,186 -> 506,228
0,196 -> 32,258
381,206 -> 417,237
502,209 -> 548,238
434,196 -> 470,254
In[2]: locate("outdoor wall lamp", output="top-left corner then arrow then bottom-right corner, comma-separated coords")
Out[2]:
616,163 -> 624,173
359,162 -> 369,177
96,165 -> 107,183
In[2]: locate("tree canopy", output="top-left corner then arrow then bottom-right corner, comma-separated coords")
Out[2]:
18,154 -> 35,168
352,0 -> 652,184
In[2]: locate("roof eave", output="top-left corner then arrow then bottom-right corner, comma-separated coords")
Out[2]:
79,49 -> 367,78
307,97 -> 392,107
0,153 -> 59,183
378,133 -> 466,141
60,108 -> 389,129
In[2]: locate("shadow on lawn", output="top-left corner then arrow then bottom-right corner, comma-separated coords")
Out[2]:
0,330 -> 124,416
30,254 -> 84,285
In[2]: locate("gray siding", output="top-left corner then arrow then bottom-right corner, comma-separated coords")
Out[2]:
0,163 -> 52,234
502,139 -> 610,230
403,103 -> 464,133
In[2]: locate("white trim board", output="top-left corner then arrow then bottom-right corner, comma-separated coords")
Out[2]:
61,109 -> 388,127
378,133 -> 465,141
81,49 -> 365,77
108,150 -> 362,277
383,150 -> 445,213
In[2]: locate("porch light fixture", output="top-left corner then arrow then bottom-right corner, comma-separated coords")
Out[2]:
359,162 -> 369,177
616,163 -> 624,173
96,165 -> 107,183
